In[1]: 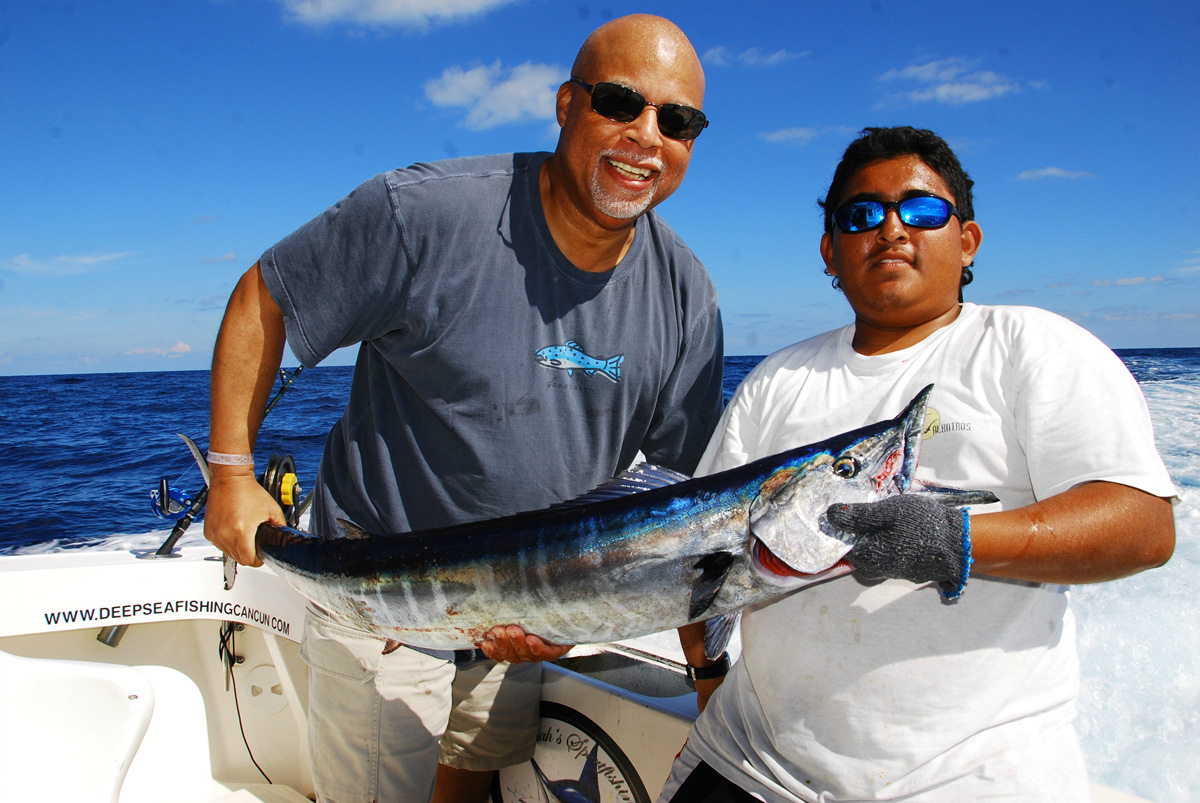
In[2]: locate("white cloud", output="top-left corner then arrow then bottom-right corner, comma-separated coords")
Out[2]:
124,342 -> 193,359
425,61 -> 564,130
704,46 -> 809,67
760,125 -> 852,147
1086,305 -> 1196,323
761,127 -> 821,145
702,47 -> 733,66
1092,276 -> 1167,287
1175,251 -> 1200,273
276,0 -> 518,29
879,57 -> 1023,105
4,252 -> 133,276
203,252 -> 240,263
1017,166 -> 1096,181
0,305 -> 108,329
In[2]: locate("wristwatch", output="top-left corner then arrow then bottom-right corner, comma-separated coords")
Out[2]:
685,652 -> 730,681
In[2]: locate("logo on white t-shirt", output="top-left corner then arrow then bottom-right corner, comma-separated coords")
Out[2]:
923,407 -> 972,440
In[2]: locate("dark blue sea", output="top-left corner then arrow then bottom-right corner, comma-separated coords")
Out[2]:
1,350 -> 1198,554
1,351 -> 1199,801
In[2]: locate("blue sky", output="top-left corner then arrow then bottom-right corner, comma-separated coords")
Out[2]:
2,0 -> 1198,375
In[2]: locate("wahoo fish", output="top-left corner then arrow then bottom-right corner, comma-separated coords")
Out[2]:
257,385 -> 997,650
535,341 -> 624,382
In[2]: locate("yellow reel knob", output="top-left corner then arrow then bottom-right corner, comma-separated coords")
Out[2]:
279,473 -> 299,507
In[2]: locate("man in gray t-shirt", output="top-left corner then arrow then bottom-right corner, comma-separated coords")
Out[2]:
204,14 -> 722,803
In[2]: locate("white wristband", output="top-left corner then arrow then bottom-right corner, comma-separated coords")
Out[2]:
206,450 -> 255,466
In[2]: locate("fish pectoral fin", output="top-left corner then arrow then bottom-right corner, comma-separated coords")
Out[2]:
703,610 -> 741,662
689,551 -> 736,620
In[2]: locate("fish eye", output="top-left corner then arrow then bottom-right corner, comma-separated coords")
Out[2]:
832,457 -> 859,478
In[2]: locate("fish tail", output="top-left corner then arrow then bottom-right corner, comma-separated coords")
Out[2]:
602,355 -> 624,382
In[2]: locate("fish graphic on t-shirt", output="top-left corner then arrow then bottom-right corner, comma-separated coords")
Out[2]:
535,341 -> 624,382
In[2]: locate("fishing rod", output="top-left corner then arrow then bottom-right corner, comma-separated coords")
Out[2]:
263,364 -> 303,417
145,366 -> 311,559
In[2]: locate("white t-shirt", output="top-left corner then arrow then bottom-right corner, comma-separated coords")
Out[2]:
684,304 -> 1176,802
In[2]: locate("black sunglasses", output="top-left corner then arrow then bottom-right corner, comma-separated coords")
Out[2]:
833,194 -> 960,233
569,77 -> 709,141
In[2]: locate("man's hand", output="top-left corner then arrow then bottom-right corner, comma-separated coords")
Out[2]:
203,466 -> 284,568
827,495 -> 970,597
477,625 -> 572,663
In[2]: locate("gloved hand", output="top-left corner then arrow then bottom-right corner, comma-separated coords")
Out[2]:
826,495 -> 973,600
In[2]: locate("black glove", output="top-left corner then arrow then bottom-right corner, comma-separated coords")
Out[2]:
826,495 -> 972,600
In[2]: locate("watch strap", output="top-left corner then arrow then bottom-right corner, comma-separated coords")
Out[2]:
686,652 -> 730,681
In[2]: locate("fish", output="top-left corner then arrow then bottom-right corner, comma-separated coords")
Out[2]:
256,385 -> 998,651
535,341 -> 624,382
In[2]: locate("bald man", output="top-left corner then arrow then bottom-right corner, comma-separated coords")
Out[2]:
205,15 -> 723,803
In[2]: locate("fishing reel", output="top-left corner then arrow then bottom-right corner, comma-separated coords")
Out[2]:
260,453 -> 304,528
142,434 -> 211,560
150,479 -> 194,521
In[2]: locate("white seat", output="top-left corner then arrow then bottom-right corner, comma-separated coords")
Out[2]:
118,664 -> 234,802
1,649 -> 311,802
122,664 -> 312,802
0,648 -> 154,803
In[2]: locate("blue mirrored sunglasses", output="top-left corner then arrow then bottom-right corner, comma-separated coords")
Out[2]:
833,194 -> 960,233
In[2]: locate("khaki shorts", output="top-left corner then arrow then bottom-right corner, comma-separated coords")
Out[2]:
301,605 -> 541,803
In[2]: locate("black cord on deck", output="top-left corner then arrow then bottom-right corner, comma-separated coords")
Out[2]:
219,622 -> 273,784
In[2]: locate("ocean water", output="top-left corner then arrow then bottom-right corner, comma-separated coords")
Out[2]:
1,351 -> 1198,801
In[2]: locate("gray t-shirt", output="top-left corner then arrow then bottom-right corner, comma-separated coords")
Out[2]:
260,152 -> 723,537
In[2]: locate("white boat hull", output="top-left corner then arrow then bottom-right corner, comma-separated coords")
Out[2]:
0,544 -> 1149,803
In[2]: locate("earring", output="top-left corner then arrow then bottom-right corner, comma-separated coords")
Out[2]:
824,269 -> 840,290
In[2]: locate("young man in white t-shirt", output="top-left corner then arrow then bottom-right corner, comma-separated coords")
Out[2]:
662,126 -> 1177,803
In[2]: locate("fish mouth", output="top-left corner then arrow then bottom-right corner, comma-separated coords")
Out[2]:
752,537 -> 849,579
753,538 -> 807,577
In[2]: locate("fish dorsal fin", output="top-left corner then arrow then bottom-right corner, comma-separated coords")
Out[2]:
565,340 -> 581,349
336,519 -> 373,539
550,462 -> 691,509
